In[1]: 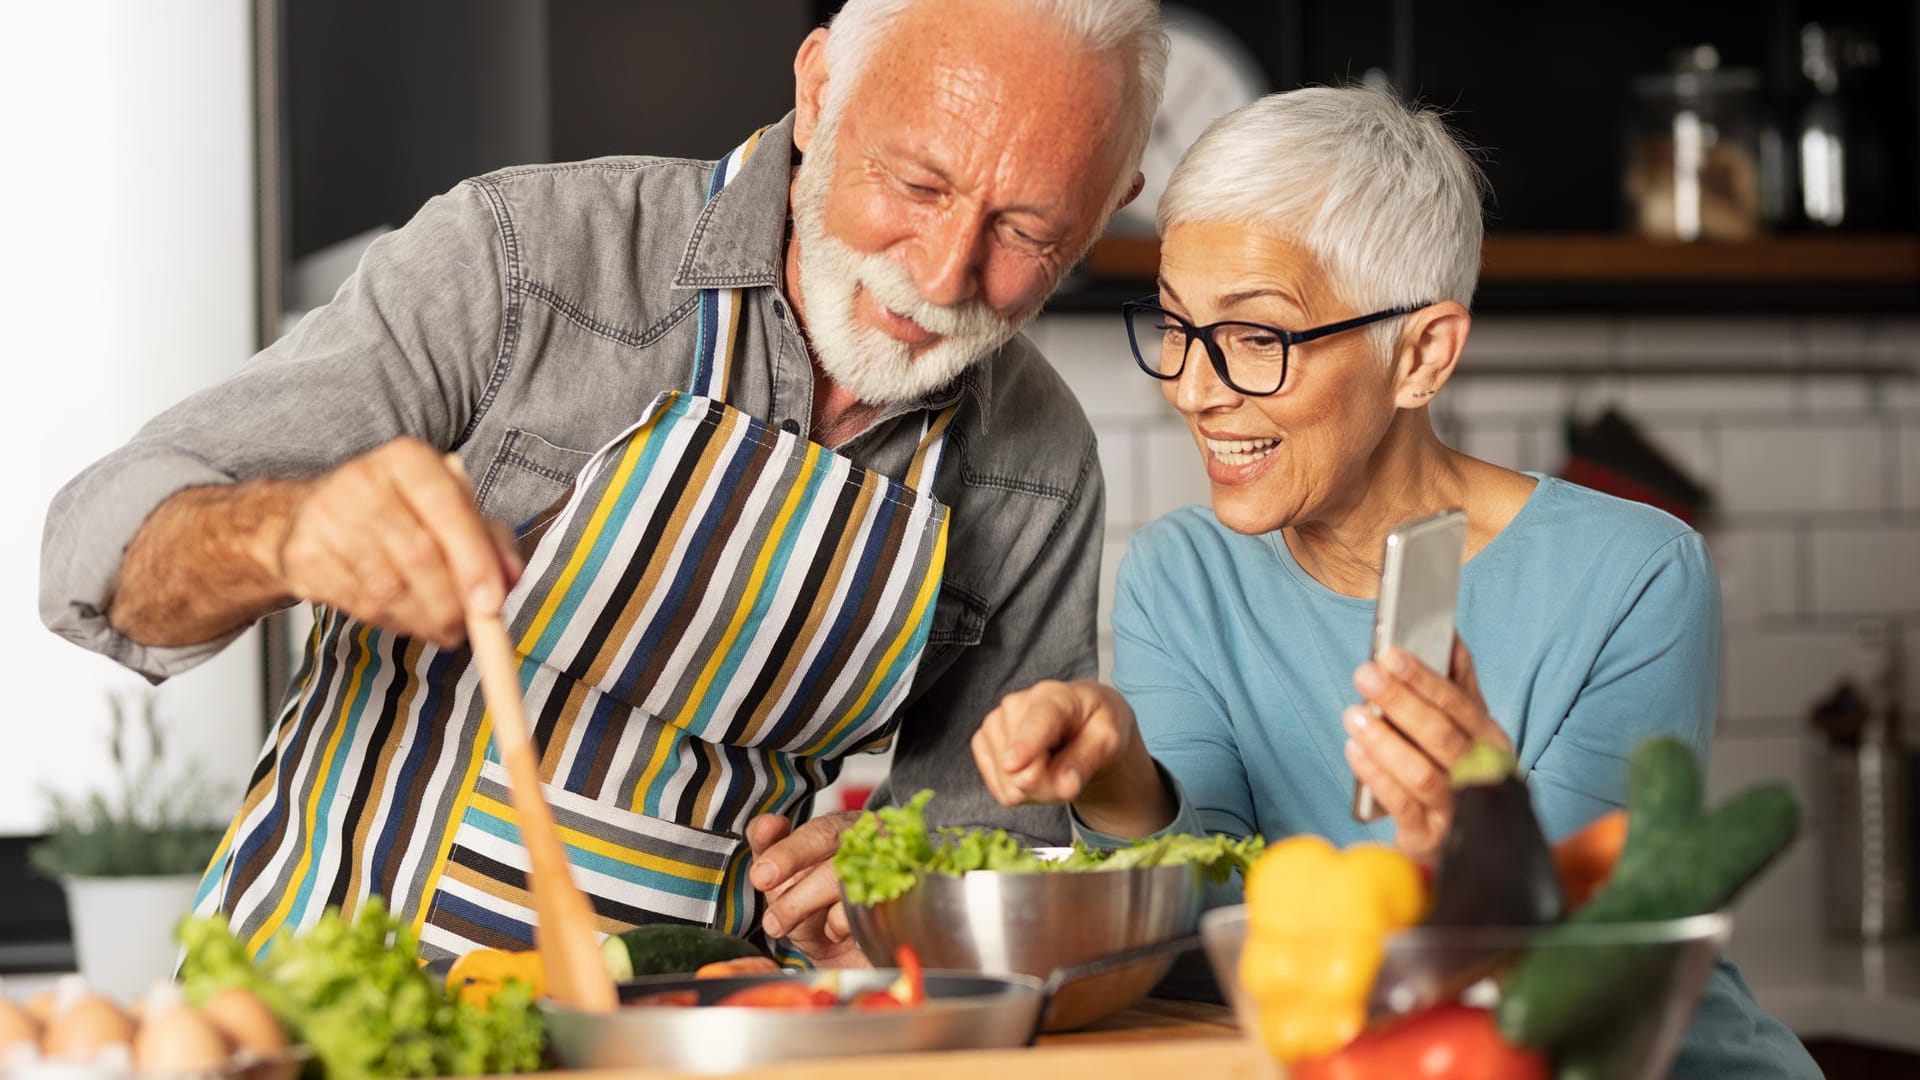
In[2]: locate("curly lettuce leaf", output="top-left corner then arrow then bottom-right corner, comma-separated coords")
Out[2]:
177,899 -> 543,1078
834,789 -> 1264,904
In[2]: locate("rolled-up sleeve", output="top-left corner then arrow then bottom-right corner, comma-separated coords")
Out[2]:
40,181 -> 508,680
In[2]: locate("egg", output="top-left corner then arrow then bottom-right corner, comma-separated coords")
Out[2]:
43,992 -> 135,1060
0,993 -> 40,1057
197,987 -> 286,1056
134,986 -> 232,1074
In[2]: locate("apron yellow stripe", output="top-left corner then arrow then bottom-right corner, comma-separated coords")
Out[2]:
905,406 -> 957,490
247,622 -> 377,955
467,792 -> 726,885
673,441 -> 822,728
802,518 -> 949,755
519,422 -> 660,653
411,711 -> 493,941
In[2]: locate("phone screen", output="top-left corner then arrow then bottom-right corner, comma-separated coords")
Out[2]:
1353,508 -> 1467,823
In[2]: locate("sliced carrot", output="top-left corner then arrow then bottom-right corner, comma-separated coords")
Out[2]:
694,955 -> 781,979
1552,809 -> 1628,910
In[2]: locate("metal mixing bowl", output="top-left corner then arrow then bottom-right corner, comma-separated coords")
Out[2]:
1202,904 -> 1731,1078
844,860 -> 1205,1031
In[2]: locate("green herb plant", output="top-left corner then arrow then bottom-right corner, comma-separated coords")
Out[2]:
29,689 -> 228,879
834,789 -> 1265,905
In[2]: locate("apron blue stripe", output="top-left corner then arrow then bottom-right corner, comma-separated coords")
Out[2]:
529,393 -> 696,661
615,424 -> 765,705
817,591 -> 942,757
281,634 -> 388,931
564,686 -> 624,794
770,492 -> 901,735
684,445 -> 836,734
459,810 -> 722,901
367,645 -> 455,898
429,889 -> 531,942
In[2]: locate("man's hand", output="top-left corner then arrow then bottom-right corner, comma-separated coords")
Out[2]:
110,437 -> 522,649
746,811 -> 869,968
1344,637 -> 1512,860
270,438 -> 522,646
972,680 -> 1174,838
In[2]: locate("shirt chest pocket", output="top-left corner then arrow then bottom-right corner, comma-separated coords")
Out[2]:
476,428 -> 593,537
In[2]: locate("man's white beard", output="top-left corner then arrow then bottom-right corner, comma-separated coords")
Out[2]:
789,115 -> 1031,406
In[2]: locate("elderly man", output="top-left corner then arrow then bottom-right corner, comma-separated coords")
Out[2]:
41,0 -> 1165,966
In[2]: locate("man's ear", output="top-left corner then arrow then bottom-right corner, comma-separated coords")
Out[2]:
1391,301 -> 1471,408
793,28 -> 832,154
1114,171 -> 1147,213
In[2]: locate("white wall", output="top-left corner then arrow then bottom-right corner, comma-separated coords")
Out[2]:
1033,307 -> 1920,933
0,3 -> 263,832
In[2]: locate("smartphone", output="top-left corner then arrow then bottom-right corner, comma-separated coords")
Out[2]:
1352,508 -> 1468,823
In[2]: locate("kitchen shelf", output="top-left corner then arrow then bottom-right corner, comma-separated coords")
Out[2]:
1065,233 -> 1920,315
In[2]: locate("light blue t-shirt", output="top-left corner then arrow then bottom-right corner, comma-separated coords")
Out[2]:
1097,476 -> 1816,1079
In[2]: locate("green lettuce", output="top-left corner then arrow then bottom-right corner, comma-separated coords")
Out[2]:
176,899 -> 543,1078
835,789 -> 1264,905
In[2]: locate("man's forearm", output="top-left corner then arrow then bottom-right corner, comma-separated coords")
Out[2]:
108,481 -> 308,647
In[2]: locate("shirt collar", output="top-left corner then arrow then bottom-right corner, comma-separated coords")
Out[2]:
673,113 -> 797,290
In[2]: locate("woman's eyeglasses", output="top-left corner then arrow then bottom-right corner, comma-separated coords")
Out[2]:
1120,297 -> 1427,396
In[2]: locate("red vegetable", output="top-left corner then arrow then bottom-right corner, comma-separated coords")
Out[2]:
891,944 -> 926,1006
712,982 -> 839,1009
1293,1005 -> 1548,1080
627,989 -> 698,1008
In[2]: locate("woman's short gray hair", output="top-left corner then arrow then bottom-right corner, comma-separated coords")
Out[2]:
1158,86 -> 1487,357
823,0 -> 1167,211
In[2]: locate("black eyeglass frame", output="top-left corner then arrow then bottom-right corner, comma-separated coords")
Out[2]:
1120,296 -> 1430,396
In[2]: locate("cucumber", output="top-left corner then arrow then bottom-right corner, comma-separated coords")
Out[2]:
1613,737 -> 1702,883
610,924 -> 764,978
1496,746 -> 1799,1052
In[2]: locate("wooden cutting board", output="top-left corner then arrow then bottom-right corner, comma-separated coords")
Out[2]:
552,1038 -> 1275,1080
543,1000 -> 1278,1080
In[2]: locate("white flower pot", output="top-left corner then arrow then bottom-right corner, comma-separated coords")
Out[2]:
61,875 -> 202,1000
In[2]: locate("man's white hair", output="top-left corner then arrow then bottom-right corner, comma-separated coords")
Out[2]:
1158,86 -> 1487,359
822,0 -> 1167,211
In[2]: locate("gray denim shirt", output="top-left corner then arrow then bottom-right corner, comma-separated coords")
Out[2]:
41,113 -> 1098,842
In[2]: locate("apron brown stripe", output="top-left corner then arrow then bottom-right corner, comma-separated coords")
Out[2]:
338,634 -> 423,911
734,468 -> 883,744
766,483 -> 919,747
388,650 -> 481,917
575,401 -> 737,689
650,424 -> 809,727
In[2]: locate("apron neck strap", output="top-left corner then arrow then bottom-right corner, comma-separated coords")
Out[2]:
690,128 -> 769,401
904,402 -> 960,494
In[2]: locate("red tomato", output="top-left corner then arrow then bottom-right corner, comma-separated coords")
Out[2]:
850,990 -> 909,1011
712,982 -> 839,1009
1293,1005 -> 1548,1080
891,944 -> 926,1006
626,990 -> 698,1008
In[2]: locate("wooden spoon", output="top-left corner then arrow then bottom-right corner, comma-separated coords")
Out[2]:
450,457 -> 617,1011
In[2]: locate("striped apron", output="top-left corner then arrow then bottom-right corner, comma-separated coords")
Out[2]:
192,130 -> 957,960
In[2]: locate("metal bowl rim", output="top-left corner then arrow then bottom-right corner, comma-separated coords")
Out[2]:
1202,904 -> 1734,947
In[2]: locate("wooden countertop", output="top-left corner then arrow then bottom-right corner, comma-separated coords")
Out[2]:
552,998 -> 1275,1080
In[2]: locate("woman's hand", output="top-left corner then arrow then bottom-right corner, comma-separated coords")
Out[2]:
971,680 -> 1175,837
1344,637 -> 1511,860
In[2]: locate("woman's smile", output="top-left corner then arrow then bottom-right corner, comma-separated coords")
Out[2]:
1199,430 -> 1284,482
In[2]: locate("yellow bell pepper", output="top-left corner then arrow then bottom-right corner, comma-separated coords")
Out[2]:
445,947 -> 546,1007
1238,836 -> 1426,1063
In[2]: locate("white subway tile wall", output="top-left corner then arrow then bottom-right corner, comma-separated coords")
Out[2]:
1037,309 -> 1919,929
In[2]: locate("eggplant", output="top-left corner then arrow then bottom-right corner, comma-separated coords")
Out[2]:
1365,742 -> 1566,1021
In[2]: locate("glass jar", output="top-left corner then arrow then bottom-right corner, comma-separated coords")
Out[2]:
1623,45 -> 1772,242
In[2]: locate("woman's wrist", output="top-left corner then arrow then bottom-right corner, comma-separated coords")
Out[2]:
1072,737 -> 1177,838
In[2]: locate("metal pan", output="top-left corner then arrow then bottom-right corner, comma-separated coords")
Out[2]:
539,932 -> 1200,1074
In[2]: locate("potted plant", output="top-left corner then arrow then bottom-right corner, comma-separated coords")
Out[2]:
31,690 -> 228,1000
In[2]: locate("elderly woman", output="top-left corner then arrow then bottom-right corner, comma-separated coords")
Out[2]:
973,88 -> 1816,1078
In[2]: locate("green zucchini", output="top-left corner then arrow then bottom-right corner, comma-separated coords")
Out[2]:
609,923 -> 763,978
1495,741 -> 1799,1052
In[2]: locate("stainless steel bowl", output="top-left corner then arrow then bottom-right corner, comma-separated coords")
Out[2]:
1202,904 -> 1731,1078
845,861 -> 1204,1031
